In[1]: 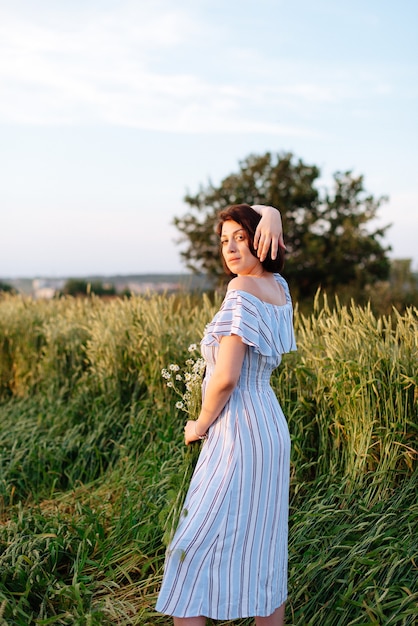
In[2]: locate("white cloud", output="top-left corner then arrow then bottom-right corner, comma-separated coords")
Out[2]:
0,2 -> 379,136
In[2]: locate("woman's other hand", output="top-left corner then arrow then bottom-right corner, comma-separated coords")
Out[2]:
184,420 -> 204,445
252,205 -> 285,261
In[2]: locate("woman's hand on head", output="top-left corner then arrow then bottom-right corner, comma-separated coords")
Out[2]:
252,205 -> 285,262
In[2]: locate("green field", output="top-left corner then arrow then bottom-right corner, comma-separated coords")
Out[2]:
0,293 -> 417,625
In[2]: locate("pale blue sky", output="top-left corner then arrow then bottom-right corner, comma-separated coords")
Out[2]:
1,0 -> 417,277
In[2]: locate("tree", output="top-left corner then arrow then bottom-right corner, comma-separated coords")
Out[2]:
175,152 -> 391,299
0,281 -> 15,294
61,279 -> 116,297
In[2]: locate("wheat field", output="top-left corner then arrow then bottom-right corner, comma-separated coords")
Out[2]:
0,292 -> 417,625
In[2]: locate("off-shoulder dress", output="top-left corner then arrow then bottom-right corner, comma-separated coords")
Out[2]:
156,273 -> 297,620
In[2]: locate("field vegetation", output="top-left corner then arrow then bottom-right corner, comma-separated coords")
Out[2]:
0,292 -> 417,625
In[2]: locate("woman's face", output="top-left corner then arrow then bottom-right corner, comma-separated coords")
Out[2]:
220,219 -> 261,276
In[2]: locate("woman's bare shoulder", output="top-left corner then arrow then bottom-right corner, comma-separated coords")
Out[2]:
227,274 -> 286,306
227,276 -> 259,296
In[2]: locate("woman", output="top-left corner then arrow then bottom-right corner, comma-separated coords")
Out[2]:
156,204 -> 296,625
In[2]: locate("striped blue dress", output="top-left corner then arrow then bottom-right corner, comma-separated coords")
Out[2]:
156,273 -> 297,620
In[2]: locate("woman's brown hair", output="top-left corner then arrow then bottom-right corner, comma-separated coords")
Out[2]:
216,204 -> 285,275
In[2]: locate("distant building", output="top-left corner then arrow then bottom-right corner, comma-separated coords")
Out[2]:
124,281 -> 181,294
32,278 -> 65,299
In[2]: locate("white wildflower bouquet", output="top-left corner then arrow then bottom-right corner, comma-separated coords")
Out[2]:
161,343 -> 206,421
159,344 -> 206,547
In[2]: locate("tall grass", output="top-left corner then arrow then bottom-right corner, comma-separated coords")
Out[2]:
0,292 -> 417,625
277,294 -> 417,495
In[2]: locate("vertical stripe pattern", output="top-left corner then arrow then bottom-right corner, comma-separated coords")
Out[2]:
156,274 -> 296,620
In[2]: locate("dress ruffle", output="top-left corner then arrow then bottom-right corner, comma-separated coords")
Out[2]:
201,274 -> 297,357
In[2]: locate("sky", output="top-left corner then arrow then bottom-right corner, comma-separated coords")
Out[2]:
1,0 -> 417,278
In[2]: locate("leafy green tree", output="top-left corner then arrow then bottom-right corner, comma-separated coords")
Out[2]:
0,281 -> 15,294
175,152 -> 391,298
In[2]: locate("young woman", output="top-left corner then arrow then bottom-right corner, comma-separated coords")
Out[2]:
156,204 -> 296,626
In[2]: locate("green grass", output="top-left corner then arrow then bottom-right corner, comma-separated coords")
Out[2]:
0,292 -> 417,625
